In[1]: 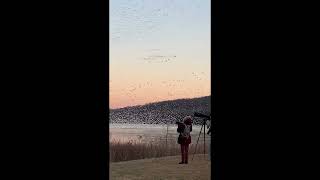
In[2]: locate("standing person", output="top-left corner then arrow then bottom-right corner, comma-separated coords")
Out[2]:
177,116 -> 192,164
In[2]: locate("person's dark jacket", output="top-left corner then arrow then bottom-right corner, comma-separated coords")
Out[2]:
177,120 -> 192,145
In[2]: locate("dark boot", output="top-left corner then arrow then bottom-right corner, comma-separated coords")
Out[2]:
179,154 -> 184,164
184,153 -> 188,164
179,153 -> 185,164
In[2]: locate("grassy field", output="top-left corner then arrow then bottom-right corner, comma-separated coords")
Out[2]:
110,154 -> 211,180
110,138 -> 210,162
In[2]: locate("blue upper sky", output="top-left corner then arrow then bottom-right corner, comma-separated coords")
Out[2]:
110,0 -> 210,48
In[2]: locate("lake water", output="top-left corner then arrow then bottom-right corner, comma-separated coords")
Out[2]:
110,123 -> 211,144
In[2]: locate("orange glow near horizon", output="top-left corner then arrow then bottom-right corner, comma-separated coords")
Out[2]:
109,67 -> 211,109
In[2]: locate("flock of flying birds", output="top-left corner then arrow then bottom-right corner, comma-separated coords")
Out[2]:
135,48 -> 178,64
110,0 -> 176,41
141,55 -> 177,64
110,0 -> 203,42
110,0 -> 208,104
110,70 -> 208,103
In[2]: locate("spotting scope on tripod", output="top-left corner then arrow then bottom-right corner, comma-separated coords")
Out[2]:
192,112 -> 211,160
194,112 -> 211,120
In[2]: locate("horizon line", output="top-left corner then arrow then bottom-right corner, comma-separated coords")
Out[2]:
110,95 -> 211,110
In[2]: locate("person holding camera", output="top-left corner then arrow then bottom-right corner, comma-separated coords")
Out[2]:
177,116 -> 193,164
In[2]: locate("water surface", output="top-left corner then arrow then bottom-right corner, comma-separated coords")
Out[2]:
110,123 -> 211,144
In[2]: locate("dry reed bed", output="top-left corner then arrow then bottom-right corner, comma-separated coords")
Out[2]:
110,137 -> 209,162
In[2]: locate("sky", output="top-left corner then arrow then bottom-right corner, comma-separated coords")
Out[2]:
110,0 -> 211,109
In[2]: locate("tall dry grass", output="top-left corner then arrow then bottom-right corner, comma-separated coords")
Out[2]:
110,137 -> 209,162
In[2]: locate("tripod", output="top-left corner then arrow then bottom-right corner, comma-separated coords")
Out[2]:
192,118 -> 208,160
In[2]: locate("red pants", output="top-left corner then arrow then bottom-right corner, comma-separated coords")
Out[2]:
180,144 -> 189,163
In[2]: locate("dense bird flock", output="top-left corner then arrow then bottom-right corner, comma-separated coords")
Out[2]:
109,96 -> 211,125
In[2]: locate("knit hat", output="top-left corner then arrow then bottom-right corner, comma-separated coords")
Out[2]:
183,116 -> 193,125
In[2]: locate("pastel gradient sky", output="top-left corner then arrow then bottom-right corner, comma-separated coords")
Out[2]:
110,0 -> 211,109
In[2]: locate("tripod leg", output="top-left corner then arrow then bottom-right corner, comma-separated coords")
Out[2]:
192,124 -> 204,161
204,121 -> 206,159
